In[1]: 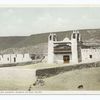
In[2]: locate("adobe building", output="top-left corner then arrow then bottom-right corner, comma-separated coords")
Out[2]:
0,53 -> 32,64
48,30 -> 100,64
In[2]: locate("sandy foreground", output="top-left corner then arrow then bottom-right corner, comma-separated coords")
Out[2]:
0,63 -> 99,91
0,62 -> 59,91
0,67 -> 36,91
0,63 -> 57,91
31,67 -> 100,91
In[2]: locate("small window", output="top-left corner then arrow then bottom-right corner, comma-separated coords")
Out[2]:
89,55 -> 92,59
14,57 -> 16,62
53,35 -> 56,41
7,58 -> 9,61
50,35 -> 52,40
77,33 -> 79,41
73,33 -> 75,39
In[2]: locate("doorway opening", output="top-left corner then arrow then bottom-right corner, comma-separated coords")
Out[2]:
63,55 -> 70,63
14,57 -> 16,62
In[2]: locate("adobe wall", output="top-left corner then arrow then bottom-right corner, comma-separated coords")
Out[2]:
0,53 -> 32,64
36,61 -> 100,79
81,49 -> 100,62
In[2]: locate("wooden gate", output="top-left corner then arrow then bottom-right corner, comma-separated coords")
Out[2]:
63,55 -> 70,63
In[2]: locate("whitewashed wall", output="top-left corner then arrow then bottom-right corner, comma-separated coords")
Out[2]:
54,54 -> 71,64
0,54 -> 10,64
0,53 -> 32,64
16,54 -> 23,63
22,54 -> 32,62
81,48 -> 100,62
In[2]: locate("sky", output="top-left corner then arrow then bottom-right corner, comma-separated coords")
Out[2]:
0,7 -> 100,36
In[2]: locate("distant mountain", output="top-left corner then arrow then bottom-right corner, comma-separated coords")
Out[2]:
0,28 -> 100,54
0,36 -> 27,50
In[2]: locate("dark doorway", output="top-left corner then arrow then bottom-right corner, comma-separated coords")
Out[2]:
14,57 -> 16,62
63,55 -> 70,63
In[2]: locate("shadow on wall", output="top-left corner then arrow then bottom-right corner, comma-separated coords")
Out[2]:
36,61 -> 100,79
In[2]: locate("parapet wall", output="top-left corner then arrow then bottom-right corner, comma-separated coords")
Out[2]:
36,61 -> 100,79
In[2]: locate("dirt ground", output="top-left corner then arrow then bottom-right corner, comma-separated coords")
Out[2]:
0,63 -> 100,91
31,67 -> 100,91
0,62 -> 58,91
0,67 -> 36,91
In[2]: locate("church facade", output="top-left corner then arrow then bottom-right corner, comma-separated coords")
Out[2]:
48,30 -> 100,64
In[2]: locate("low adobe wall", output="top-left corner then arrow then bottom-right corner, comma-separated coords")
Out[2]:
0,59 -> 42,68
36,61 -> 100,79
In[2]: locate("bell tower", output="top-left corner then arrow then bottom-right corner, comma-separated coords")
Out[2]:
71,30 -> 81,63
48,33 -> 57,63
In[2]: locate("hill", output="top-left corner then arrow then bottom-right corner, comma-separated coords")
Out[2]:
12,28 -> 100,48
0,28 -> 100,54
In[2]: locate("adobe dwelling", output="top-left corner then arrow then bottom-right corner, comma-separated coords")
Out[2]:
0,53 -> 32,64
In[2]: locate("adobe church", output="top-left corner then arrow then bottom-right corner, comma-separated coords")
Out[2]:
48,30 -> 100,64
